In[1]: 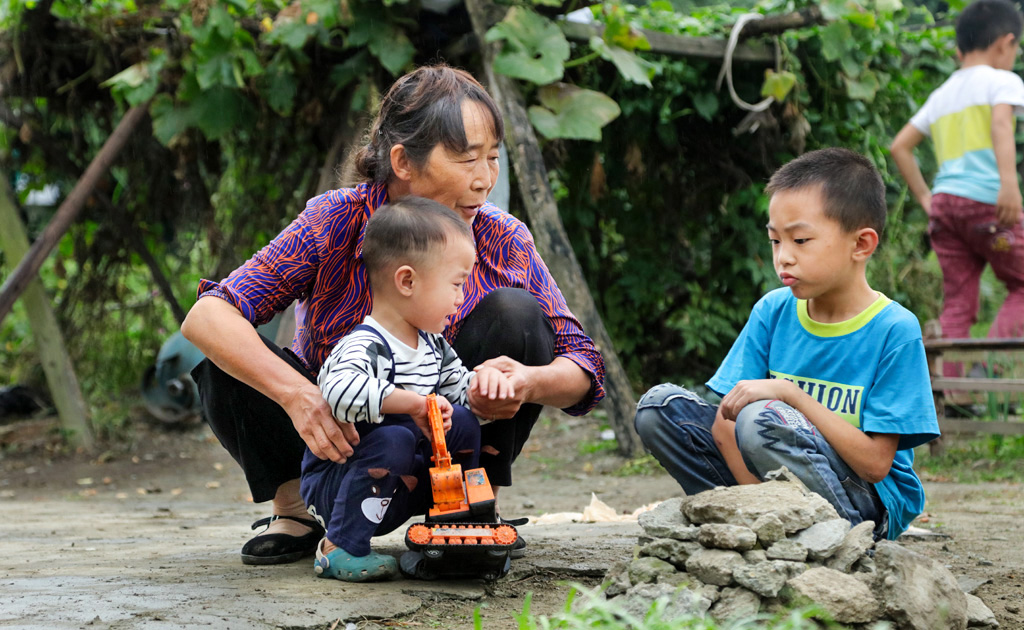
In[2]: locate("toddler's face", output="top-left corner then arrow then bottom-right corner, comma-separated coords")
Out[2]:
408,235 -> 477,334
767,187 -> 859,303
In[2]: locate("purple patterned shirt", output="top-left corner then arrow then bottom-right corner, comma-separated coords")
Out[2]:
197,182 -> 605,415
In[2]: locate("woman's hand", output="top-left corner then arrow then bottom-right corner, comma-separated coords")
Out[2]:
719,378 -> 796,421
469,356 -> 530,421
280,380 -> 361,463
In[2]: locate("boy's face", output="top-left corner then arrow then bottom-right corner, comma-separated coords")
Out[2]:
407,235 -> 476,334
767,186 -> 861,303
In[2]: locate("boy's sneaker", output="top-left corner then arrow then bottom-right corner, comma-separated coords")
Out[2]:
510,535 -> 526,559
314,538 -> 398,582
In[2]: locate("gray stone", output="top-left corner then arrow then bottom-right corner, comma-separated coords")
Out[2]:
743,549 -> 767,564
957,576 -> 991,595
752,512 -> 786,547
617,582 -> 714,620
681,481 -> 820,532
792,518 -> 850,561
709,586 -> 761,621
627,556 -> 677,585
765,539 -> 808,562
826,520 -> 875,572
638,498 -> 699,541
685,548 -> 745,587
874,540 -> 968,630
732,560 -> 789,598
788,566 -> 883,624
602,559 -> 632,598
639,538 -> 701,569
698,523 -> 758,551
965,593 -> 998,629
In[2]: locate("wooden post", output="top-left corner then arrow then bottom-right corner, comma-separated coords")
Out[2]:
466,0 -> 642,456
0,103 -> 149,323
0,174 -> 95,450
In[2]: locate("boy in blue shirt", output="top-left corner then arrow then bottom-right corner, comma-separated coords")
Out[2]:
635,148 -> 940,540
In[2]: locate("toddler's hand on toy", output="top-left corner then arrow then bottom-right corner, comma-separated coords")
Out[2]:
411,395 -> 452,439
719,379 -> 796,421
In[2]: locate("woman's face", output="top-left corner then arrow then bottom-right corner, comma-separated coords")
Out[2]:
405,100 -> 501,225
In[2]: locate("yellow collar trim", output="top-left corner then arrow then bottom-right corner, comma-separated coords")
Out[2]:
797,293 -> 891,337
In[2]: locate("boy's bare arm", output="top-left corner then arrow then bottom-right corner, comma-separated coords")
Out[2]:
711,407 -> 761,485
721,379 -> 899,483
991,103 -> 1023,226
890,124 -> 932,214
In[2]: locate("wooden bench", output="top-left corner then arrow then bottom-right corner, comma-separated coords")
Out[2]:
924,338 -> 1024,452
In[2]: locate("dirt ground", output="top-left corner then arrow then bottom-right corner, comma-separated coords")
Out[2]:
1,410 -> 1022,629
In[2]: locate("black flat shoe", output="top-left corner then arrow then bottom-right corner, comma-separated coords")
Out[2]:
240,515 -> 325,566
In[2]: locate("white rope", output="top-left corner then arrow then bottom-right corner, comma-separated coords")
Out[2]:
716,13 -> 775,113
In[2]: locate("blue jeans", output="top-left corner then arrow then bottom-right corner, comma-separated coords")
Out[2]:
635,384 -> 886,536
300,405 -> 481,556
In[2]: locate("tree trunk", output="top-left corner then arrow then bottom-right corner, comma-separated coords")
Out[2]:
465,0 -> 642,457
0,103 -> 149,323
0,174 -> 94,450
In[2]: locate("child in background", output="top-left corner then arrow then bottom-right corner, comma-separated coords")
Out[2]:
892,0 -> 1024,349
301,197 -> 512,582
635,149 -> 940,540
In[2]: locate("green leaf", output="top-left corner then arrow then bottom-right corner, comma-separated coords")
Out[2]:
846,12 -> 877,28
329,51 -> 370,93
191,86 -> 253,140
368,26 -> 415,76
196,53 -> 239,89
101,51 -> 166,107
875,0 -> 903,13
266,19 -> 318,50
150,94 -> 194,145
844,69 -> 880,101
692,92 -> 718,121
263,65 -> 298,116
486,7 -> 569,85
527,83 -> 620,141
820,20 -> 854,62
589,36 -> 655,87
761,69 -> 797,101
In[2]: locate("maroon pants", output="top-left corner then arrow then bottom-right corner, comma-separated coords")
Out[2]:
930,193 -> 1024,374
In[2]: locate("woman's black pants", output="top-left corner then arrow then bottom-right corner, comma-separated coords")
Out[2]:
192,288 -> 555,503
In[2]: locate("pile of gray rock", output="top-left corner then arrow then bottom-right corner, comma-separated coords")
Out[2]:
601,469 -> 998,629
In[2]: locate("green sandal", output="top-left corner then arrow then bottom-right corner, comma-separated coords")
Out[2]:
313,538 -> 398,582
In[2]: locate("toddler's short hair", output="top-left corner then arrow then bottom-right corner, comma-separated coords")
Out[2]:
765,148 -> 886,236
362,196 -> 475,284
956,0 -> 1024,54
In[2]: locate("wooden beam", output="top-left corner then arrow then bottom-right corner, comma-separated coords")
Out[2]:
466,0 -> 642,457
0,103 -> 149,324
931,377 -> 1024,394
938,418 -> 1024,436
732,6 -> 824,38
560,21 -> 775,63
0,173 -> 94,450
925,338 -> 1024,352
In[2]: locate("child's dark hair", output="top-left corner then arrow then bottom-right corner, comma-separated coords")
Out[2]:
362,197 -> 475,285
956,0 -> 1024,54
765,148 -> 886,235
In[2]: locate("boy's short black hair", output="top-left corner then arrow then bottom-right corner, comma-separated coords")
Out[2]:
956,0 -> 1024,54
362,196 -> 475,286
765,148 -> 887,236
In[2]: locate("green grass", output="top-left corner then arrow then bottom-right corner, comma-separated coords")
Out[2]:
613,454 -> 668,477
915,435 -> 1024,483
496,586 -> 882,630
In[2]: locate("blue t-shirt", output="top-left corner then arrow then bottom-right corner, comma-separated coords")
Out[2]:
707,288 -> 940,539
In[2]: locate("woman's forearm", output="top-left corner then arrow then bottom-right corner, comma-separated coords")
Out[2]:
523,356 -> 593,408
181,296 -> 313,408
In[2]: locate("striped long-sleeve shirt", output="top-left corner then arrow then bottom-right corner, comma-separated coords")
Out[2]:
317,317 -> 477,424
196,182 -> 605,415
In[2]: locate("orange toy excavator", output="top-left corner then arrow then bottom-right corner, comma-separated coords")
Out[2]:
402,394 -> 518,580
